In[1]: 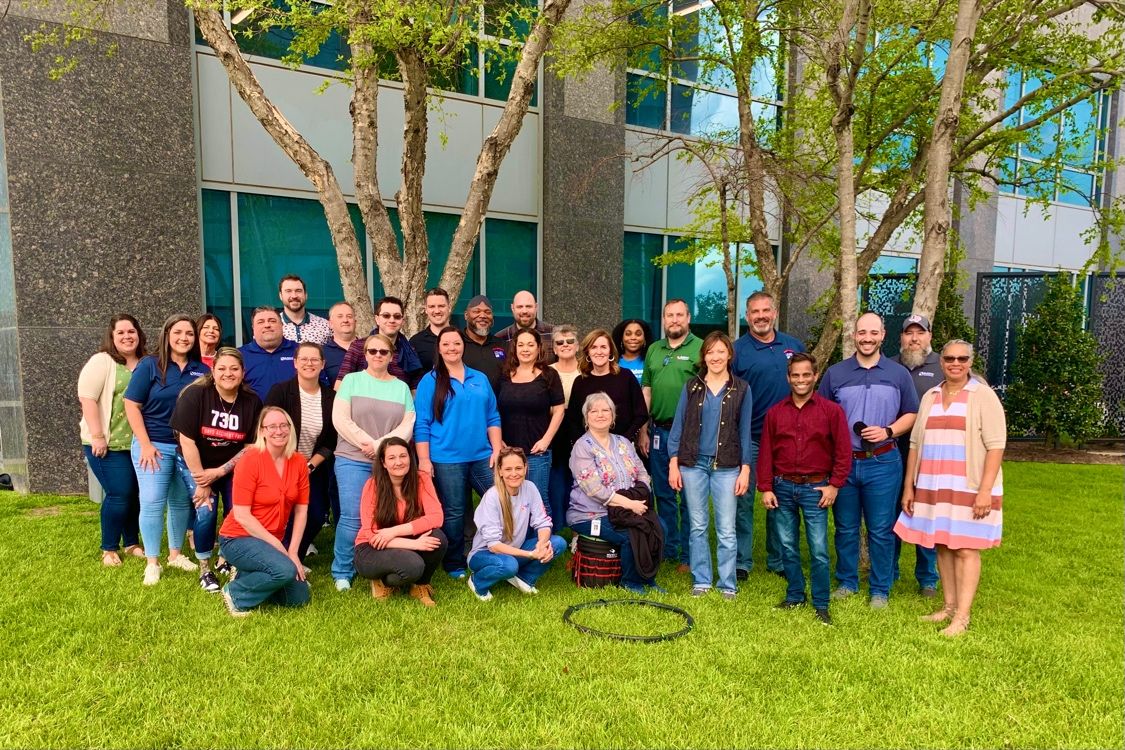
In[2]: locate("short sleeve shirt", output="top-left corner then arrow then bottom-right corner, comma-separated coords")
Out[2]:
642,334 -> 703,423
817,355 -> 920,450
171,385 -> 262,468
496,368 -> 565,452
123,356 -> 210,444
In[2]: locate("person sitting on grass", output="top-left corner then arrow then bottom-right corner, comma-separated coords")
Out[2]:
354,437 -> 448,607
217,406 -> 310,617
466,447 -> 566,601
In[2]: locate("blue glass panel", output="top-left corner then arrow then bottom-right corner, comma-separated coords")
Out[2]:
432,42 -> 479,96
626,73 -> 666,129
1003,70 -> 1021,128
998,157 -> 1018,193
484,48 -> 537,106
665,237 -> 729,335
1061,97 -> 1096,169
1057,169 -> 1094,206
201,189 -> 236,345
622,232 -> 664,328
670,84 -> 739,137
869,255 -> 918,274
672,8 -> 737,91
484,218 -> 537,331
233,2 -> 350,72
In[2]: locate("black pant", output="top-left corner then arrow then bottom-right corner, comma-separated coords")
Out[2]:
354,528 -> 448,586
284,462 -> 331,560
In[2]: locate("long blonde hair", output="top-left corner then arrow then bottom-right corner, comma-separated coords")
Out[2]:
492,447 -> 527,542
253,406 -> 297,457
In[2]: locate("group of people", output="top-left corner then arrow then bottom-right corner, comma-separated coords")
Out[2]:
78,275 -> 1005,633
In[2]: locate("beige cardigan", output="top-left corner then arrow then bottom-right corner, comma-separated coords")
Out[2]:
77,352 -> 127,445
909,379 -> 1006,492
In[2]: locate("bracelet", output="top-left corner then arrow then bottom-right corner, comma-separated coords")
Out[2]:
91,433 -> 106,440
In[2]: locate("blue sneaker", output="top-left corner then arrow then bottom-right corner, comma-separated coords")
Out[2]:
447,568 -> 467,581
622,582 -> 647,596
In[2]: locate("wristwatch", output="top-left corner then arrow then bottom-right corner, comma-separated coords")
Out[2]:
307,461 -> 316,473
885,426 -> 894,439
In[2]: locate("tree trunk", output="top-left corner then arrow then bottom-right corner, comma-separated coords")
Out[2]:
719,183 -> 739,339
913,0 -> 984,322
394,48 -> 432,334
194,8 -> 375,329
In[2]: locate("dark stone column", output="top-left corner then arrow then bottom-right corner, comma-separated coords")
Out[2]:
952,179 -> 999,323
540,1 -> 626,335
0,0 -> 201,493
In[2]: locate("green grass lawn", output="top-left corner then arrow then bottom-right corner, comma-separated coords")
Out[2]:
1,462 -> 1121,749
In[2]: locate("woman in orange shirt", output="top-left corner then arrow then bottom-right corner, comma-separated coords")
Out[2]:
354,437 -> 447,606
217,406 -> 311,617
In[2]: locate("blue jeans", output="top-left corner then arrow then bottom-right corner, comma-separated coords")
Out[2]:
467,535 -> 567,593
735,441 -> 783,572
650,424 -> 688,563
526,450 -> 551,508
174,453 -> 233,562
893,536 -> 939,589
547,465 -> 572,534
680,457 -> 739,592
332,456 -> 373,581
131,438 -> 191,558
219,535 -> 310,610
84,446 -> 140,552
832,448 -> 903,598
774,479 -> 832,609
431,458 -> 495,572
571,518 -> 651,587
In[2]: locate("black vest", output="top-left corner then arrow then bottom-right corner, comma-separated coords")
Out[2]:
677,375 -> 749,469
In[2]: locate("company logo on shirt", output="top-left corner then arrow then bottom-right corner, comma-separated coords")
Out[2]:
783,349 -> 796,359
491,347 -> 506,359
280,356 -> 294,362
189,369 -> 207,378
919,371 -> 935,377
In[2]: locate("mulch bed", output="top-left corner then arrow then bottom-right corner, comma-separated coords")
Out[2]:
1004,441 -> 1124,465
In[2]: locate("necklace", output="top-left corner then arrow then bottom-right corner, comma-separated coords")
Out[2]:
216,387 -> 238,416
942,383 -> 966,397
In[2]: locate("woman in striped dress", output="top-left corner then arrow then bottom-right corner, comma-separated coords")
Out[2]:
895,339 -> 1005,637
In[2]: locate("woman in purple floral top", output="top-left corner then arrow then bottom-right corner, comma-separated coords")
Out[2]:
567,391 -> 659,594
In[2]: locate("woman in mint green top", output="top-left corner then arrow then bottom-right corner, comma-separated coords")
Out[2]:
77,314 -> 148,566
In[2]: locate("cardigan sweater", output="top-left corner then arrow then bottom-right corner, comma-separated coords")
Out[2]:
909,378 -> 1006,492
265,376 -> 338,464
77,352 -> 126,445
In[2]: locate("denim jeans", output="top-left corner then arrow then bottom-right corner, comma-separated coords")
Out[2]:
734,441 -> 783,572
526,450 -> 552,509
547,465 -> 572,534
219,535 -> 311,611
571,518 -> 651,588
174,453 -> 233,562
431,458 -> 495,572
650,424 -> 688,563
680,456 -> 739,592
467,535 -> 567,593
284,460 -> 331,560
332,456 -> 373,582
354,529 -> 448,586
84,446 -> 140,551
132,438 -> 191,558
832,448 -> 903,598
893,536 -> 939,589
774,478 -> 832,609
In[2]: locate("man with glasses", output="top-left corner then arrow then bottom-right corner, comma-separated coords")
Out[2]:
240,306 -> 301,400
333,296 -> 423,389
410,287 -> 453,373
642,299 -> 702,572
495,290 -> 555,365
278,274 -> 331,344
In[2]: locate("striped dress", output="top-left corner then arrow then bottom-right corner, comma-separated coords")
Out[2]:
894,382 -> 1003,550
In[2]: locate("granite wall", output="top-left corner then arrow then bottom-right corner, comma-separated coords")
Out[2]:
0,0 -> 202,494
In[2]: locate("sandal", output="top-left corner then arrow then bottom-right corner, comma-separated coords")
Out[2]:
122,545 -> 146,559
102,551 -> 122,567
940,615 -> 971,637
919,605 -> 956,623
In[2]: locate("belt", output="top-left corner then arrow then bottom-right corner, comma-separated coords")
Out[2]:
778,473 -> 829,485
653,420 -> 673,431
852,442 -> 896,460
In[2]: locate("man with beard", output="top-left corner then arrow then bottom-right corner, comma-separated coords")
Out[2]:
495,290 -> 555,365
461,295 -> 506,388
410,287 -> 453,373
278,275 -> 331,345
642,298 -> 703,571
732,291 -> 805,580
889,313 -> 940,597
817,312 -> 918,609
240,306 -> 300,400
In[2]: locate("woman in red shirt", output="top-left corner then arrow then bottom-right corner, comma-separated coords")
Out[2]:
218,406 -> 310,617
354,437 -> 447,607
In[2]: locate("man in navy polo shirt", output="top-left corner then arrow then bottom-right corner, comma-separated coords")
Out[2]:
890,312 -> 941,597
732,290 -> 805,580
323,301 -> 357,384
817,312 -> 918,609
239,306 -> 299,400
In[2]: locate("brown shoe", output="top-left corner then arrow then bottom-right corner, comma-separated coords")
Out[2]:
409,583 -> 437,608
675,563 -> 691,574
370,579 -> 394,601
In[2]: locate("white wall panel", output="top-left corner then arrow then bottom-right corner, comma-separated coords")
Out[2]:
623,132 -> 668,229
1011,201 -> 1056,267
196,54 -> 234,184
1053,204 -> 1097,268
994,195 -> 1018,265
482,107 -> 539,216
666,150 -> 710,229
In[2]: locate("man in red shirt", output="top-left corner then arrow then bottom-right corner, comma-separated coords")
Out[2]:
757,353 -> 852,625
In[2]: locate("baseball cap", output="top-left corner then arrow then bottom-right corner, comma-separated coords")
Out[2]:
466,294 -> 493,310
902,314 -> 931,332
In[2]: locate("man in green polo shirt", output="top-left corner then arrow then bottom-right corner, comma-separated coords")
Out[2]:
642,298 -> 703,570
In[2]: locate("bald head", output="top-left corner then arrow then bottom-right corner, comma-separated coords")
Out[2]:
857,312 -> 883,331
512,290 -> 538,328
854,312 -> 886,358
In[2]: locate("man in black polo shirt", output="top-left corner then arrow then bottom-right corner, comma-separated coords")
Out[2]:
461,294 -> 506,388
410,287 -> 453,374
889,312 -> 940,597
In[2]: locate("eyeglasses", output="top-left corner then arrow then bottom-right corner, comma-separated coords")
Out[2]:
366,348 -> 391,356
262,423 -> 290,433
942,355 -> 971,363
554,338 -> 577,346
379,313 -> 404,320
295,357 -> 322,364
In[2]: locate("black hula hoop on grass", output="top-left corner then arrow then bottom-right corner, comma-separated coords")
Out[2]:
562,598 -> 694,643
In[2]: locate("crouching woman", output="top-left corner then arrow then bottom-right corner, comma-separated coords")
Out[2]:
466,447 -> 566,601
218,406 -> 311,616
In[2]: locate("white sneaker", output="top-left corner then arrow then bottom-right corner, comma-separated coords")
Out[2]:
302,565 -> 312,575
143,563 -> 162,586
507,576 -> 538,595
306,544 -> 318,557
166,555 -> 198,572
467,576 -> 493,602
334,578 -> 351,592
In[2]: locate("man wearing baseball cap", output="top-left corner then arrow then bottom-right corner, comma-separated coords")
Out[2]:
890,312 -> 940,597
461,295 -> 506,388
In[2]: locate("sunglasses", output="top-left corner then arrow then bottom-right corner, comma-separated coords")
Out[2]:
554,338 -> 577,346
366,348 -> 391,356
941,355 -> 971,363
379,313 -> 404,320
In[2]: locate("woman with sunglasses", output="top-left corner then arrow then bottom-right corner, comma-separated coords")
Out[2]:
547,325 -> 581,533
895,340 -> 1005,637
466,446 -> 566,601
78,314 -> 147,567
123,314 -> 210,586
331,332 -> 415,591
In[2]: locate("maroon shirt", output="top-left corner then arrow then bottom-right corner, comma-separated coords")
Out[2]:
757,393 -> 852,492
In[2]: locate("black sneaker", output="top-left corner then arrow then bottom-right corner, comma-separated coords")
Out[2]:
736,569 -> 749,582
215,561 -> 233,577
199,571 -> 221,593
814,608 -> 833,626
774,599 -> 804,610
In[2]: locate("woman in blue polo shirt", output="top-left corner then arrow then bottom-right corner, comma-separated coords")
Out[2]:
413,327 -> 502,579
124,314 -> 209,587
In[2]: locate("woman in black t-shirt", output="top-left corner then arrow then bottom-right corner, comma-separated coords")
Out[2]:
172,346 -> 262,593
495,329 -> 564,508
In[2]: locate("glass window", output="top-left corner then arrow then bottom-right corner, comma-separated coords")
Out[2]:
232,1 -> 351,72
485,218 -> 537,330
485,0 -> 536,40
869,255 -> 918,274
622,232 -> 665,328
998,157 -> 1018,194
735,243 -> 774,316
1061,97 -> 1096,169
626,73 -> 666,129
432,42 -> 480,97
1057,169 -> 1094,207
201,189 -> 236,345
483,48 -> 538,105
666,237 -> 729,335
672,8 -> 737,91
670,84 -> 738,137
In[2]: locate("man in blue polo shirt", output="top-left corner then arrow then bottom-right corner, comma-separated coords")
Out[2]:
732,291 -> 805,580
817,312 -> 918,609
239,306 -> 299,400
